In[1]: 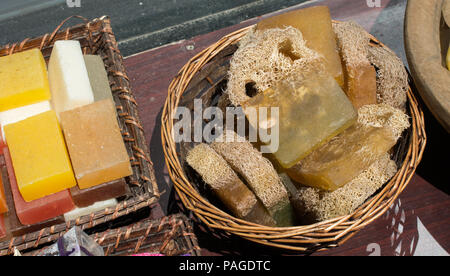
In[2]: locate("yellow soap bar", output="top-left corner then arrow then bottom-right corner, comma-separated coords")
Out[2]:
243,72 -> 357,169
4,111 -> 76,202
256,6 -> 344,87
0,48 -> 51,112
60,99 -> 132,190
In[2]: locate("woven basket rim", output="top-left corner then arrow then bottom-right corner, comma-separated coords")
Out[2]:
0,16 -> 159,255
161,22 -> 427,252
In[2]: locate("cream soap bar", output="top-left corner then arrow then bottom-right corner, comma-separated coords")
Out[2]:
0,48 -> 51,112
64,199 -> 117,222
48,40 -> 94,117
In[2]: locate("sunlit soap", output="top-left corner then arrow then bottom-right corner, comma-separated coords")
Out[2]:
243,73 -> 357,169
4,110 -> 77,202
48,40 -> 94,117
60,99 -> 132,190
286,104 -> 409,191
84,55 -> 114,102
256,6 -> 344,87
70,178 -> 129,208
186,143 -> 276,226
0,48 -> 51,112
0,101 -> 51,140
3,147 -> 75,225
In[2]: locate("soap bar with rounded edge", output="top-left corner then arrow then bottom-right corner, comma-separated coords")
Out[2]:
186,143 -> 276,226
0,48 -> 51,112
48,40 -> 94,118
242,72 -> 357,169
3,147 -> 75,225
84,55 -> 114,102
4,110 -> 77,202
70,178 -> 129,208
0,101 -> 51,141
60,99 -> 132,190
256,6 -> 344,87
64,199 -> 118,222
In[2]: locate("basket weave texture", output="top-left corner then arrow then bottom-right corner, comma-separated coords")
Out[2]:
0,16 -> 159,255
161,24 -> 427,252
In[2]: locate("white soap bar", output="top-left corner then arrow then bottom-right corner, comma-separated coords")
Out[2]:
0,101 -> 51,140
64,198 -> 117,222
48,40 -> 94,117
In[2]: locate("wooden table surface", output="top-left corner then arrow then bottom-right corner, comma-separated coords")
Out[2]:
122,0 -> 450,256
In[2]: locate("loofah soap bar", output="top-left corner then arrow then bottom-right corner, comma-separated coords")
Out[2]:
333,21 -> 377,109
186,143 -> 275,226
243,72 -> 357,169
256,6 -> 344,87
287,104 -> 409,191
48,40 -> 94,118
4,110 -> 77,202
0,48 -> 51,112
211,130 -> 294,227
60,99 -> 132,190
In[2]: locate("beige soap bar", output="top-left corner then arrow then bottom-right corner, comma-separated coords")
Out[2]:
287,104 -> 410,191
256,6 -> 344,87
243,72 -> 357,169
84,55 -> 114,102
186,143 -> 275,226
60,99 -> 132,189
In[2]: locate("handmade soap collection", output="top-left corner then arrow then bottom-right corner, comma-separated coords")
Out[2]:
0,41 -> 132,240
186,6 -> 411,226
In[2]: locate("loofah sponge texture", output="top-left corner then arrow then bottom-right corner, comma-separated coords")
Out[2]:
332,21 -> 370,67
296,153 -> 397,223
226,26 -> 323,106
367,45 -> 408,110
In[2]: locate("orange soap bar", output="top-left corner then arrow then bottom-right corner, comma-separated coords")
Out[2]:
4,147 -> 75,225
256,6 -> 344,87
4,110 -> 77,202
60,99 -> 132,189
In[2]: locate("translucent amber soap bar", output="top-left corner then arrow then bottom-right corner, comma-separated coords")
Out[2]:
287,105 -> 404,191
48,40 -> 94,117
4,147 -> 74,225
4,110 -> 77,202
84,55 -> 114,102
60,99 -> 132,190
0,48 -> 51,112
256,6 -> 344,87
243,73 -> 357,169
70,178 -> 129,208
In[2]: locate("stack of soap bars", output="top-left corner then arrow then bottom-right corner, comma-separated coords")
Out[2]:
0,41 -> 132,240
186,6 -> 409,226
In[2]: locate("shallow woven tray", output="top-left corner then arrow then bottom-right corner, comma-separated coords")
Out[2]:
161,24 -> 427,252
24,214 -> 201,256
0,16 -> 159,255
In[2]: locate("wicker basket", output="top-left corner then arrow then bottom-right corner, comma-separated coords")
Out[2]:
161,24 -> 427,252
24,214 -> 201,256
0,16 -> 159,255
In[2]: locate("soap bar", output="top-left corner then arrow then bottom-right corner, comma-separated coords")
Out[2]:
186,143 -> 275,226
4,110 -> 77,202
0,168 -> 7,214
48,40 -> 94,117
211,130 -> 294,227
84,55 -> 114,102
4,147 -> 75,225
256,6 -> 344,87
60,99 -> 132,189
64,199 -> 117,222
0,101 -> 51,140
0,215 -> 5,239
70,178 -> 129,208
287,106 -> 403,191
333,21 -> 377,109
0,48 -> 51,112
243,72 -> 357,169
